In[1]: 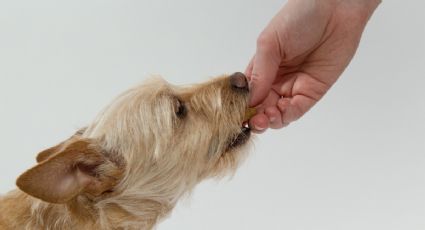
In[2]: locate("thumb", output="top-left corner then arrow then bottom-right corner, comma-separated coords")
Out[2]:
248,36 -> 280,107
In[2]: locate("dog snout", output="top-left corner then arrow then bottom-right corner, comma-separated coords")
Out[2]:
230,72 -> 249,92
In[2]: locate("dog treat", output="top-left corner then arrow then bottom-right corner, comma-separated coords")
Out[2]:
244,107 -> 257,121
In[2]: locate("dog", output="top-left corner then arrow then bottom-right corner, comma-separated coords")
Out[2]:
0,72 -> 255,230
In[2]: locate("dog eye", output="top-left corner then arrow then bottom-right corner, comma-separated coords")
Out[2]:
175,99 -> 187,118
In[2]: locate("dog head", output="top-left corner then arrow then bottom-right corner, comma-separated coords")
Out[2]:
16,73 -> 254,211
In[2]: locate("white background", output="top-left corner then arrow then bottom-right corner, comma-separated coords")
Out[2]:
0,0 -> 424,229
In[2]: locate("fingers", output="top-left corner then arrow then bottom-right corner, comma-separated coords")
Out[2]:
277,95 -> 316,124
249,95 -> 316,132
249,105 -> 288,132
248,105 -> 286,132
248,32 -> 281,107
265,106 -> 286,129
248,113 -> 268,134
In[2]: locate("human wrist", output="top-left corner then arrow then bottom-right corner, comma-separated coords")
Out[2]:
339,0 -> 381,16
294,0 -> 381,16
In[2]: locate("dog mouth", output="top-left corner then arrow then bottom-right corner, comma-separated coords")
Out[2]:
227,108 -> 256,150
227,124 -> 251,149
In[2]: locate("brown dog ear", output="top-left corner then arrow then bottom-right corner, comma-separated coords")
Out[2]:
17,138 -> 124,204
36,128 -> 86,163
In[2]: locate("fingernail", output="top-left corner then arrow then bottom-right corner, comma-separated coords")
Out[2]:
269,116 -> 276,123
254,125 -> 265,131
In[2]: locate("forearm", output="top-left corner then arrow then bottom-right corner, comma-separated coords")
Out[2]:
336,0 -> 382,21
286,0 -> 381,17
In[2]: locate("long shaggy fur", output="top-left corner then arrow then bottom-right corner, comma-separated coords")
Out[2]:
0,75 -> 252,230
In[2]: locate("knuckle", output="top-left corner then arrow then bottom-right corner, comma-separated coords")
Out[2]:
256,32 -> 275,51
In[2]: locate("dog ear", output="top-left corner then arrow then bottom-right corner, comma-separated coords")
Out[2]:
17,138 -> 124,204
36,128 -> 86,163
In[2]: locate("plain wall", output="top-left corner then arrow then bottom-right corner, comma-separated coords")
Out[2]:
0,0 -> 424,229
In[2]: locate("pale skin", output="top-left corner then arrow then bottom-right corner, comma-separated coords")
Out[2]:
246,0 -> 381,132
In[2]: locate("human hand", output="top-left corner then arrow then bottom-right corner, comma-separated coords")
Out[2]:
246,0 -> 381,132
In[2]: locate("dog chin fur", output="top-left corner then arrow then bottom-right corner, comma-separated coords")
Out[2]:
0,74 -> 253,230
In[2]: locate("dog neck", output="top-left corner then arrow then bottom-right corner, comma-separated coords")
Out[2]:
0,189 -> 172,230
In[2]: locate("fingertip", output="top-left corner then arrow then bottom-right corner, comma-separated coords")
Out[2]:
247,55 -> 279,106
277,97 -> 291,112
265,106 -> 284,129
248,113 -> 269,133
248,77 -> 271,107
248,92 -> 262,107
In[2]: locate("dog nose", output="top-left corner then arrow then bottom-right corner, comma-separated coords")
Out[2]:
230,72 -> 249,91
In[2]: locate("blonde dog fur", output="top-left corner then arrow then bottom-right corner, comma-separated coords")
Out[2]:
0,74 -> 253,230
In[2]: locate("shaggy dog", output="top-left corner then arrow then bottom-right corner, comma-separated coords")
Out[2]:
0,73 -> 255,230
